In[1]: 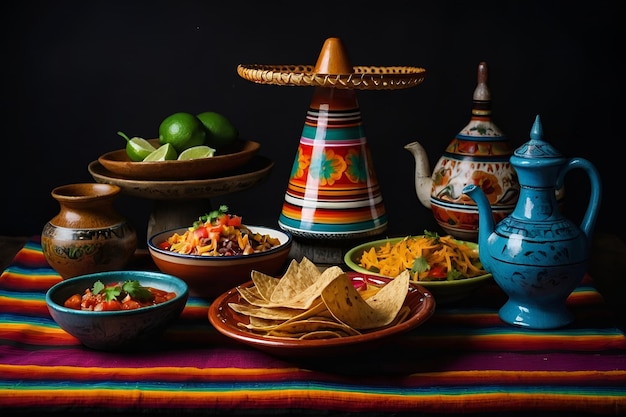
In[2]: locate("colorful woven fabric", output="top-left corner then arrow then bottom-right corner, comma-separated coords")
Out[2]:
1,237 -> 625,415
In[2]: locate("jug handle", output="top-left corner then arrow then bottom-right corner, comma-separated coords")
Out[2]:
556,157 -> 602,241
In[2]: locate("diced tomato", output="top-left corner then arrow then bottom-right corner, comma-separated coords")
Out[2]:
227,215 -> 242,227
428,265 -> 447,279
121,299 -> 142,310
158,241 -> 171,250
193,226 -> 208,239
81,292 -> 98,310
64,294 -> 82,310
213,214 -> 229,227
94,300 -> 122,311
207,225 -> 222,241
151,288 -> 177,304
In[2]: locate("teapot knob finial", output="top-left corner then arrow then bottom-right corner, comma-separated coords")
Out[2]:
473,61 -> 490,101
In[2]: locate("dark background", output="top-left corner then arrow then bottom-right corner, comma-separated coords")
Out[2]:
3,1 -> 624,247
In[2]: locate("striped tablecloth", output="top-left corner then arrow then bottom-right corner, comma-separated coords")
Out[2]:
1,237 -> 625,416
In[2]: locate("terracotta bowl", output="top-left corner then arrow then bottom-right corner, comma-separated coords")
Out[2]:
209,273 -> 435,358
98,139 -> 260,180
148,226 -> 293,298
46,270 -> 188,351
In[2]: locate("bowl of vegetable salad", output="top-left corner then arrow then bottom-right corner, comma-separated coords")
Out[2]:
148,206 -> 293,298
344,231 -> 492,304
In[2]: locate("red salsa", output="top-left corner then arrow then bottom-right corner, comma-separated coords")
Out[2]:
63,280 -> 176,311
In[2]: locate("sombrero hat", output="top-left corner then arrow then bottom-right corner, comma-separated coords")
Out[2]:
237,37 -> 426,90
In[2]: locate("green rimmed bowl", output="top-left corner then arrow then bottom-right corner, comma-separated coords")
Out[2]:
344,236 -> 493,305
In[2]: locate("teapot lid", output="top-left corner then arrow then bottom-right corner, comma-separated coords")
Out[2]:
513,115 -> 565,165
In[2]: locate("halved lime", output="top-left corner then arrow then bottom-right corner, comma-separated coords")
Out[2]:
143,143 -> 178,161
177,145 -> 216,160
118,131 -> 157,162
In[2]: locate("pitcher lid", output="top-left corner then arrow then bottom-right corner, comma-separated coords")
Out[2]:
513,115 -> 564,160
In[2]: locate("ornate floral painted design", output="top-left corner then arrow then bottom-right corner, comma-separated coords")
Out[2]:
344,148 -> 367,184
291,147 -> 310,179
308,148 -> 347,187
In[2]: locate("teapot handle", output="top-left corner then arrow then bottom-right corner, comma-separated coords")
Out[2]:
556,157 -> 602,241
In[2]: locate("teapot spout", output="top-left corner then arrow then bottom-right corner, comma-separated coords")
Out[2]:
404,141 -> 432,209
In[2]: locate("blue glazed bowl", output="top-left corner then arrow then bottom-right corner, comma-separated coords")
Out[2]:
46,270 -> 188,350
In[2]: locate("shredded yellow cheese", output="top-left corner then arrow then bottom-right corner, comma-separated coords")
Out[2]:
358,234 -> 486,282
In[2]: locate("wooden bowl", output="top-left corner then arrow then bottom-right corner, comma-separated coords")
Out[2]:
98,139 -> 260,180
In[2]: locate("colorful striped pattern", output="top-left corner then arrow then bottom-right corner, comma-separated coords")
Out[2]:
1,237 -> 625,415
279,87 -> 388,239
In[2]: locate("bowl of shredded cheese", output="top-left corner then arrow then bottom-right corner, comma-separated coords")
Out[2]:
344,231 -> 492,304
147,206 -> 293,298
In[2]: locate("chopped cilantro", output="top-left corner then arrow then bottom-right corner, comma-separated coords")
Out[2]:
91,279 -> 154,303
447,269 -> 463,281
92,280 -> 121,301
193,205 -> 229,229
411,257 -> 429,275
424,229 -> 440,240
122,280 -> 154,302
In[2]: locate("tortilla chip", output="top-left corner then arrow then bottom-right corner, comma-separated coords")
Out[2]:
321,270 -> 410,330
270,257 -> 321,303
364,270 -> 411,319
280,300 -> 328,322
236,285 -> 275,307
242,265 -> 345,310
237,316 -> 284,330
266,318 -> 361,337
299,330 -> 345,340
238,300 -> 329,332
228,258 -> 412,340
276,265 -> 345,309
249,316 -> 282,327
228,302 -> 305,320
250,270 -> 281,301
389,305 -> 411,326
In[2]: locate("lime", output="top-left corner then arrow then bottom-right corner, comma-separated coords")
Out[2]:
177,145 -> 216,160
117,131 -> 156,162
196,111 -> 239,150
143,143 -> 178,161
158,112 -> 206,153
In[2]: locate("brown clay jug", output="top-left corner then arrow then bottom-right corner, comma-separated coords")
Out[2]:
41,183 -> 137,279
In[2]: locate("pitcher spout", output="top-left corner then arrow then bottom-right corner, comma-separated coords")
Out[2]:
462,184 -> 495,270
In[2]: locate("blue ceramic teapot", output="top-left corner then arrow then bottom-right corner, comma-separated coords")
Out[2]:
463,115 -> 601,329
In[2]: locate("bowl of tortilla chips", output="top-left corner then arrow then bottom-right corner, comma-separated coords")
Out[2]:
344,232 -> 493,304
208,257 -> 435,357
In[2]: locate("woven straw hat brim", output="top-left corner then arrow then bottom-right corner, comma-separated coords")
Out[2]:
237,64 -> 427,90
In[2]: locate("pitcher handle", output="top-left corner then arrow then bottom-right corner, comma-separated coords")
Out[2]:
556,157 -> 602,241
